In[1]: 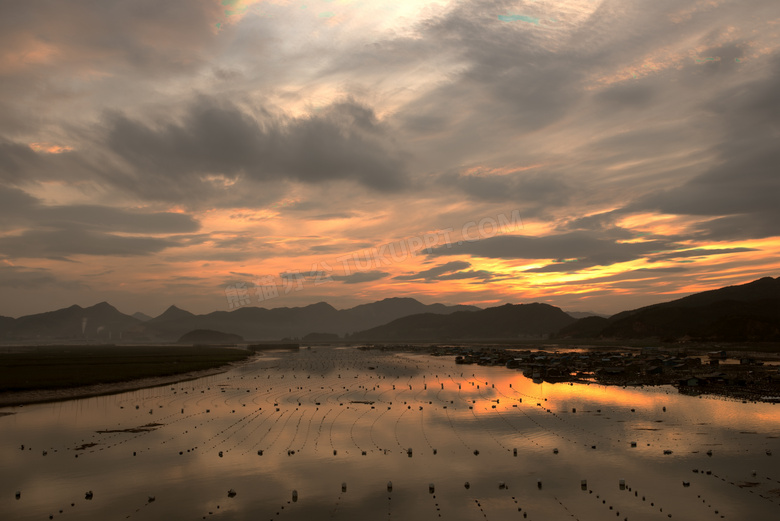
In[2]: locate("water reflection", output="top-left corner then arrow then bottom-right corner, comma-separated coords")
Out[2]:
2,346 -> 779,520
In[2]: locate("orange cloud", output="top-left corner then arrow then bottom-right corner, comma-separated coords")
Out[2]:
0,35 -> 60,71
29,143 -> 74,154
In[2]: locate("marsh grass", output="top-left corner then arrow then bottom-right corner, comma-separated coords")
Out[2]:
0,345 -> 250,392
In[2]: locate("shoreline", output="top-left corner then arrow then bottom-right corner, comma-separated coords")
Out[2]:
0,359 -> 249,409
362,343 -> 780,403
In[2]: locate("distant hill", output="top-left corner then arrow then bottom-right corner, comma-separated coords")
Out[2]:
0,315 -> 15,340
132,312 -> 153,322
607,276 -> 780,320
345,297 -> 478,323
1,302 -> 142,342
565,311 -> 609,319
557,316 -> 610,339
178,329 -> 243,344
559,276 -> 780,341
149,305 -> 197,323
6,278 -> 776,344
0,297 -> 480,343
140,297 -> 478,341
349,303 -> 576,341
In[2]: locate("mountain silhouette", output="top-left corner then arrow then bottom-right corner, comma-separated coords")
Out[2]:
131,311 -> 153,322
1,302 -> 141,341
149,305 -> 197,323
142,298 -> 478,341
559,276 -> 780,341
0,297 -> 479,342
2,278 -> 776,343
349,302 -> 576,341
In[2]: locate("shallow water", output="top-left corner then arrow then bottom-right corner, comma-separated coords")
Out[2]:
2,347 -> 779,520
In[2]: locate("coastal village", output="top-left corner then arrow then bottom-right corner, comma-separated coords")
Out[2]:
362,344 -> 780,403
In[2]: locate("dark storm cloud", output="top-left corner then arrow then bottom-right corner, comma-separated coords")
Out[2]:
648,247 -> 758,262
229,271 -> 255,278
0,266 -> 86,290
558,211 -> 626,233
427,232 -> 674,272
694,213 -> 780,241
395,261 -> 470,280
633,53 -> 780,239
0,186 -> 200,233
0,228 -> 177,258
437,269 -> 496,281
307,244 -> 349,254
394,260 -> 495,282
557,267 -> 691,286
0,141 -> 40,183
102,98 -> 409,197
522,260 -> 600,274
331,271 -> 390,284
309,212 -> 356,221
0,186 -> 39,221
0,139 -> 101,189
0,186 -> 197,258
36,206 -> 200,234
437,170 -> 571,204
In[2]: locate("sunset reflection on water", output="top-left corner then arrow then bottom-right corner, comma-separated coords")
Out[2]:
2,347 -> 779,520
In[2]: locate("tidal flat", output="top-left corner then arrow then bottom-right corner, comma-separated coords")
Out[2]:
0,345 -> 250,406
2,346 -> 779,520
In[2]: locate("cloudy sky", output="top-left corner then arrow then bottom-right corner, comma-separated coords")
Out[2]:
1,0 -> 779,317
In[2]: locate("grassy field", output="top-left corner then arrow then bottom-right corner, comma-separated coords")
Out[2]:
0,345 -> 251,393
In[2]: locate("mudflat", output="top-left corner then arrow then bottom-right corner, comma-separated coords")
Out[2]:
0,345 -> 251,406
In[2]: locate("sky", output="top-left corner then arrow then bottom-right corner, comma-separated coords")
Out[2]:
1,0 -> 779,318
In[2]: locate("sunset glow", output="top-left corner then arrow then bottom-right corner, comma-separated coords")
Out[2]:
0,0 -> 778,317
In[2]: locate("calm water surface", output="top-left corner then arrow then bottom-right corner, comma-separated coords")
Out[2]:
2,347 -> 779,520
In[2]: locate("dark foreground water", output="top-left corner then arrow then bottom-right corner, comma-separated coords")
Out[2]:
2,347 -> 779,520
